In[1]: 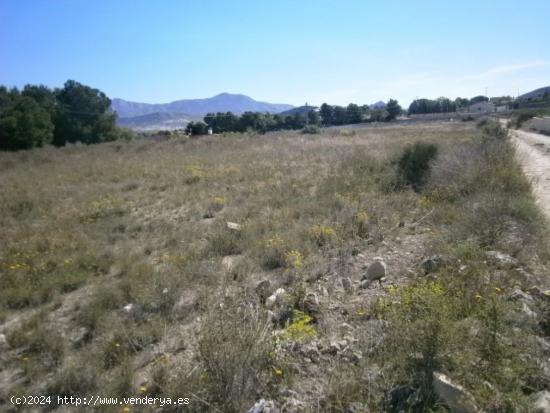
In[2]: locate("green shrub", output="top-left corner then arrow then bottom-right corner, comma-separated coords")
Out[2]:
508,111 -> 536,129
397,142 -> 438,190
206,222 -> 243,256
480,120 -> 507,140
301,124 -> 320,134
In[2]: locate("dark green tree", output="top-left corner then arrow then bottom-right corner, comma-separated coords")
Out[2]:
186,121 -> 208,135
470,95 -> 489,104
307,110 -> 321,125
346,103 -> 362,123
454,97 -> 470,109
319,103 -> 334,126
0,93 -> 54,150
332,106 -> 347,125
54,80 -> 117,145
386,99 -> 402,120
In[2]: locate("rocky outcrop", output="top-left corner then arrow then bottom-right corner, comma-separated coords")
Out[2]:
433,372 -> 481,413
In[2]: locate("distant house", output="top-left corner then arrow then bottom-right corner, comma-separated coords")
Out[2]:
458,101 -> 495,114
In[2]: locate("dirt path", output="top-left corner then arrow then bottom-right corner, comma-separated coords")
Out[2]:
510,127 -> 550,218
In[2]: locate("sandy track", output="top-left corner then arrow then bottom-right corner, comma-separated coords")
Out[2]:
511,128 -> 550,218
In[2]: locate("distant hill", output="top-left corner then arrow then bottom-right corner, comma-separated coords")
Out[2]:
117,112 -> 193,131
519,86 -> 550,100
279,105 -> 318,116
112,93 -> 294,119
369,101 -> 386,109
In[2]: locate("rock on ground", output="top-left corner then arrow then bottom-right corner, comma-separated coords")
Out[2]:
530,391 -> 550,413
363,257 -> 386,282
247,399 -> 278,413
433,372 -> 480,413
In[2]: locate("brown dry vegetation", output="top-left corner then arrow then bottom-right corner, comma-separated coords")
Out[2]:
0,121 -> 549,412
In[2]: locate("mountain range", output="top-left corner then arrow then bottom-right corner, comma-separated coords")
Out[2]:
112,93 -> 293,118
112,93 -> 294,131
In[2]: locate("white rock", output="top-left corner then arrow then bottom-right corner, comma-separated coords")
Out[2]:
530,391 -> 550,413
123,303 -> 135,313
0,333 -> 9,350
266,295 -> 278,309
226,222 -> 242,231
247,399 -> 277,413
486,251 -> 517,267
221,255 -> 240,271
433,372 -> 480,413
266,288 -> 286,309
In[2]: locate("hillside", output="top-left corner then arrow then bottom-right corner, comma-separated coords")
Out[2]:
1,121 -> 549,412
519,86 -> 550,100
117,112 -> 194,131
112,93 -> 294,118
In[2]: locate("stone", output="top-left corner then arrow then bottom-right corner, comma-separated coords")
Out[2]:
108,264 -> 124,277
341,277 -> 353,293
433,372 -> 480,413
0,333 -> 9,351
420,255 -> 448,274
529,391 -> 550,413
486,251 -> 517,268
69,327 -> 89,347
226,222 -> 242,231
359,279 -> 371,289
247,399 -> 278,413
122,303 -> 135,313
266,288 -> 286,309
362,257 -> 386,282
221,255 -> 241,271
508,288 -> 534,303
521,302 -> 538,320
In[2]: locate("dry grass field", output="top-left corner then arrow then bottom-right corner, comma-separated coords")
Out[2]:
1,121 -> 549,412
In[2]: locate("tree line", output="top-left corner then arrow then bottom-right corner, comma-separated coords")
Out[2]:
0,80 -> 125,150
187,110 -> 321,135
407,95 -> 489,115
186,99 -> 403,135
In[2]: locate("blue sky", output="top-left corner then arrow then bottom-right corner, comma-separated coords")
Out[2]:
1,0 -> 549,106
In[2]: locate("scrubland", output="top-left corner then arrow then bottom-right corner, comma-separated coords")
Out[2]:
0,121 -> 549,412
